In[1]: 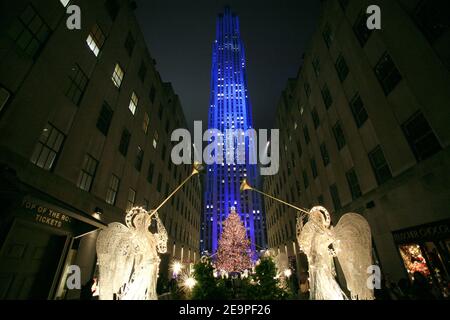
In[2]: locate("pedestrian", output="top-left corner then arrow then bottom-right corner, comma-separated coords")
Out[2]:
80,278 -> 96,300
410,272 -> 437,300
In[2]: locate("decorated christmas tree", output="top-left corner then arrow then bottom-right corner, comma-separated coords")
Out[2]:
215,208 -> 253,273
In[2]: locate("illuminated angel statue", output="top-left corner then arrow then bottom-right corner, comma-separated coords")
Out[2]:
96,207 -> 168,300
297,206 -> 373,300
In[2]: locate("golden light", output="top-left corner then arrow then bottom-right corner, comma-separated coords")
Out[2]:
284,269 -> 292,278
171,261 -> 183,277
184,276 -> 197,291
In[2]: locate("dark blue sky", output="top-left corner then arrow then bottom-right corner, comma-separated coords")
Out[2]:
135,0 -> 320,131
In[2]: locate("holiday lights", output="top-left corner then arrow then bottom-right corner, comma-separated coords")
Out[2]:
215,207 -> 253,273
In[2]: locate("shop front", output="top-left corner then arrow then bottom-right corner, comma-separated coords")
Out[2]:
0,172 -> 106,300
393,219 -> 450,299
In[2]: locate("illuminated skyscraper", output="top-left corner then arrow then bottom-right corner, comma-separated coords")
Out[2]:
201,7 -> 266,256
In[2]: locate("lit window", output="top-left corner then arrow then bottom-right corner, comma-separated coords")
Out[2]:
60,0 -> 70,7
30,123 -> 65,171
153,131 -> 159,149
128,92 -> 138,115
112,63 -> 124,88
143,112 -> 150,134
86,24 -> 105,57
106,174 -> 120,205
77,154 -> 98,192
126,188 -> 136,211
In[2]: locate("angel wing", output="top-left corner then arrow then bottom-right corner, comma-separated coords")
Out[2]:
96,222 -> 136,300
332,213 -> 374,300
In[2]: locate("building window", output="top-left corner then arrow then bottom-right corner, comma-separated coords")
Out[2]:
311,158 -> 318,179
350,94 -> 369,128
153,130 -> 159,149
321,85 -> 333,109
304,82 -> 311,98
150,85 -> 156,103
335,54 -> 349,82
322,23 -> 333,49
157,174 -> 162,193
77,154 -> 98,192
138,61 -> 147,83
353,11 -> 373,47
311,108 -> 320,129
368,146 -> 392,185
135,146 -> 144,172
119,128 -> 131,156
7,5 -> 50,58
303,125 -> 310,144
147,162 -> 154,183
143,112 -> 150,134
330,184 -> 341,211
333,121 -> 346,150
374,53 -> 402,95
320,143 -> 330,167
124,32 -> 135,57
65,64 -> 88,106
303,170 -> 309,189
96,102 -> 113,136
60,0 -> 70,7
414,0 -> 449,43
112,63 -> 124,88
402,111 -> 441,161
346,168 -> 362,200
128,92 -> 139,115
105,0 -> 120,21
312,57 -> 320,77
86,24 -> 105,57
127,188 -> 136,212
30,123 -> 65,171
106,174 -> 120,205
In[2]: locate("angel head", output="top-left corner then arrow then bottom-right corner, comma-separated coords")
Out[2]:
309,206 -> 331,229
125,207 -> 151,231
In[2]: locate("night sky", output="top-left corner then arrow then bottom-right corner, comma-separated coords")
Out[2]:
134,0 -> 321,131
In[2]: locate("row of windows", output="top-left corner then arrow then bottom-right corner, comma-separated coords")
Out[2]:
29,121 -> 201,214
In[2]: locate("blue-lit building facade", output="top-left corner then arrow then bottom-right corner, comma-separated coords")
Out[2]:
201,8 -> 266,256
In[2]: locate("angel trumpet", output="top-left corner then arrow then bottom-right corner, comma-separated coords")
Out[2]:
151,162 -> 204,216
240,179 -> 309,215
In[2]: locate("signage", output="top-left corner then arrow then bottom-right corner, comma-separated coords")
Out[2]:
21,199 -> 72,229
393,219 -> 450,244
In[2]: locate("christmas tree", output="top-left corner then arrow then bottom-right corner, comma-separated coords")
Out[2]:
215,208 -> 253,273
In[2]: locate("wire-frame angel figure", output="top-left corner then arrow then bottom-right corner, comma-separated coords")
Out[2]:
240,179 -> 374,300
96,207 -> 168,300
297,206 -> 374,300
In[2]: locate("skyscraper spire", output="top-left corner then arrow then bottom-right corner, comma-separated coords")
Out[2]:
201,7 -> 266,256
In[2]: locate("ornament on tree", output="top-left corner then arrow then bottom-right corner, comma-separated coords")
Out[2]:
215,207 -> 253,273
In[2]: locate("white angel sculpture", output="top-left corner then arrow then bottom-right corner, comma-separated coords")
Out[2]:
297,206 -> 373,300
96,207 -> 168,300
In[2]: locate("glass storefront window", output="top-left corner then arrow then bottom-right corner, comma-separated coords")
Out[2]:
399,244 -> 431,278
